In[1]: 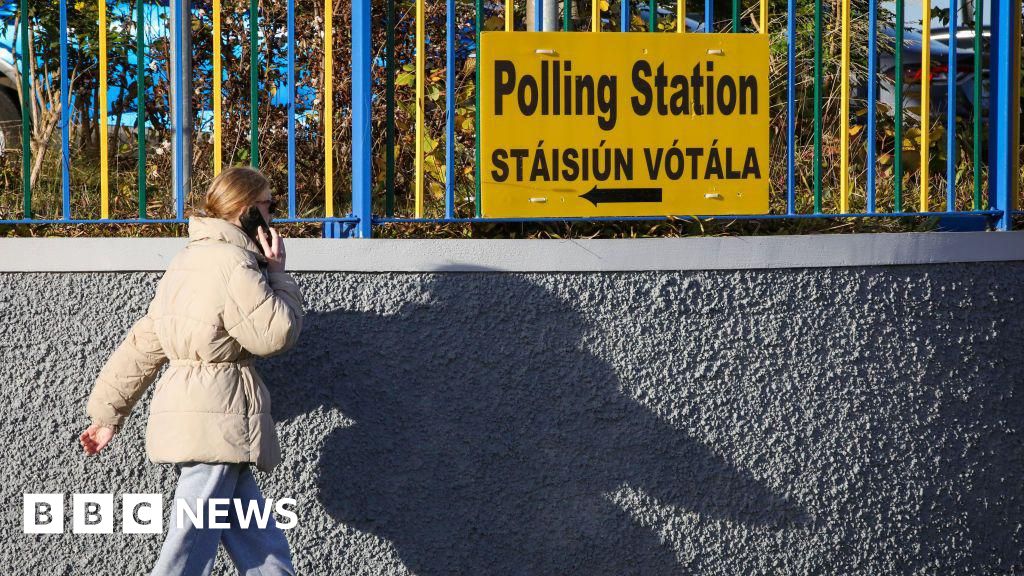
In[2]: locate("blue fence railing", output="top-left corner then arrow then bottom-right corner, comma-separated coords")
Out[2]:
0,0 -> 1020,237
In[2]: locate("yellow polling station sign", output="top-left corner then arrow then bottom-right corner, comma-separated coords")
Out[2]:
480,32 -> 769,217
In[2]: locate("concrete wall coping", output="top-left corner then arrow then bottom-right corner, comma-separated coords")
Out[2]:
2,232 -> 1024,272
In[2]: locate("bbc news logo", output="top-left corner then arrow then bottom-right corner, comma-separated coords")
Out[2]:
23,494 -> 298,534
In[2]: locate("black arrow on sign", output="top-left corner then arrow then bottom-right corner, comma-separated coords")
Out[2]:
579,185 -> 663,206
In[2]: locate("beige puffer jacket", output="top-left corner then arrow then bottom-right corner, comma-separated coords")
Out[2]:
86,216 -> 304,473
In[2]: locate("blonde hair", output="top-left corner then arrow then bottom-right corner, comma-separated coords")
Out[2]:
193,166 -> 270,220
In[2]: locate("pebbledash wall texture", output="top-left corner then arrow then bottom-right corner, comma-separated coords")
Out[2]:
0,234 -> 1022,575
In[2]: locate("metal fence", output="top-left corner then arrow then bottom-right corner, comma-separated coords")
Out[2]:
0,0 -> 1020,236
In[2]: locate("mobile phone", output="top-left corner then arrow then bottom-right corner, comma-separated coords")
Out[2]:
239,205 -> 272,256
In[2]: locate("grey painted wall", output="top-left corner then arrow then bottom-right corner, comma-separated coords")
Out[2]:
1,264 -> 1021,575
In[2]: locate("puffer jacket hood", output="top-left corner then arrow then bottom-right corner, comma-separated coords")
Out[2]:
86,216 -> 305,473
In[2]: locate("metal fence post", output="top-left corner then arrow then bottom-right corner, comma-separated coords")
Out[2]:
20,0 -> 31,218
350,0 -> 373,238
60,0 -> 70,220
988,0 -> 1021,231
170,0 -> 192,220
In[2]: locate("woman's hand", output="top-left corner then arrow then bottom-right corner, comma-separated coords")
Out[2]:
80,423 -> 115,455
257,227 -> 286,274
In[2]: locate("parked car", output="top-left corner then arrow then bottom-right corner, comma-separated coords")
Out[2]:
850,26 -> 982,125
633,3 -> 705,32
0,2 -> 21,145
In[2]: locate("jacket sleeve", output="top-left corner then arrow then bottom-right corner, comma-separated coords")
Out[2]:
86,303 -> 168,429
223,259 -> 305,358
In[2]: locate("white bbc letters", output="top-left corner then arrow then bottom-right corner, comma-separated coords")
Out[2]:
122,494 -> 163,534
23,493 -> 299,533
73,493 -> 114,533
176,498 -> 204,529
23,494 -> 64,534
208,498 -> 231,529
275,498 -> 298,529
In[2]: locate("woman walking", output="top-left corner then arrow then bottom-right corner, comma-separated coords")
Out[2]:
79,166 -> 304,575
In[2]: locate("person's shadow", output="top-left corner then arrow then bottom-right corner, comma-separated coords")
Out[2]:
268,269 -> 808,575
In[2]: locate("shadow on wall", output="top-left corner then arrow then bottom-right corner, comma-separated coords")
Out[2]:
268,268 -> 809,575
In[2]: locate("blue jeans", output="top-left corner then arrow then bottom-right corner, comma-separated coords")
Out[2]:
150,462 -> 296,576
